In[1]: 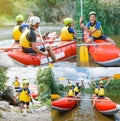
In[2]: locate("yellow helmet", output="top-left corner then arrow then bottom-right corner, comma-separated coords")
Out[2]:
89,11 -> 96,17
16,15 -> 24,22
63,18 -> 73,26
69,84 -> 72,87
99,81 -> 103,84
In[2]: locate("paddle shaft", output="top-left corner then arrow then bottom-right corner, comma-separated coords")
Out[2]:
67,98 -> 112,102
80,0 -> 84,43
37,28 -> 50,64
77,43 -> 115,46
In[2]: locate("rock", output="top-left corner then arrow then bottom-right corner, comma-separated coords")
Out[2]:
1,86 -> 18,105
0,101 -> 10,111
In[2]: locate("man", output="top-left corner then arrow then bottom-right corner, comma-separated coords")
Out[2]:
79,11 -> 114,44
20,16 -> 57,62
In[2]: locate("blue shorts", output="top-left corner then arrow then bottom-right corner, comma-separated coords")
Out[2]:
91,35 -> 107,41
22,46 -> 46,53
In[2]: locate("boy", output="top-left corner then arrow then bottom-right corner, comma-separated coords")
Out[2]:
60,18 -> 76,41
79,11 -> 114,44
16,80 -> 31,113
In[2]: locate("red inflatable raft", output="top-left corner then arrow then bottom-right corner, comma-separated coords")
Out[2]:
84,32 -> 120,66
29,83 -> 38,99
51,97 -> 78,111
92,96 -> 120,115
8,40 -> 76,66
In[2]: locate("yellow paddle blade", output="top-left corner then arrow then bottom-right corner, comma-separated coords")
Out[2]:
112,74 -> 120,79
48,63 -> 54,68
51,94 -> 61,100
57,77 -> 66,81
79,46 -> 89,66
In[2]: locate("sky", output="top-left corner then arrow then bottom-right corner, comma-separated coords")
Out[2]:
52,67 -> 120,87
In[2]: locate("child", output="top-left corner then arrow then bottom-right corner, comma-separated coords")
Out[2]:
60,18 -> 76,41
12,76 -> 20,92
67,84 -> 75,97
16,80 -> 31,113
79,11 -> 115,44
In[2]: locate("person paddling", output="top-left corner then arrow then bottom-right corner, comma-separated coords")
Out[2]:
79,11 -> 115,44
20,16 -> 57,63
12,15 -> 25,43
60,18 -> 76,41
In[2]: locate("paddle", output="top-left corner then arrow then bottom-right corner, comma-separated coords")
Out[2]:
57,77 -> 75,81
77,43 -> 115,46
37,28 -> 54,68
100,74 -> 120,80
79,0 -> 89,66
112,74 -> 120,79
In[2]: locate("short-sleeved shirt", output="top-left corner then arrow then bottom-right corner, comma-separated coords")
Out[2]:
68,27 -> 75,34
19,88 -> 30,94
19,23 -> 29,33
86,21 -> 101,30
26,27 -> 36,43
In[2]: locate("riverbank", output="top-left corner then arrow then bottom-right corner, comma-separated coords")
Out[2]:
0,100 -> 51,121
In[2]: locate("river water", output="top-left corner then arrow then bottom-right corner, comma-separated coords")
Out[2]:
51,94 -> 120,121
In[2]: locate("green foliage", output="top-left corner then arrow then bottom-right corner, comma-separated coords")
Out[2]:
76,0 -> 120,35
36,67 -> 60,104
0,67 -> 8,92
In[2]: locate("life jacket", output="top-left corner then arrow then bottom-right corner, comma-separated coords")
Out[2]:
94,87 -> 99,94
60,27 -> 74,41
89,23 -> 103,38
19,88 -> 30,102
13,81 -> 20,87
74,86 -> 79,93
20,29 -> 31,48
68,89 -> 74,97
12,25 -> 22,41
98,86 -> 105,96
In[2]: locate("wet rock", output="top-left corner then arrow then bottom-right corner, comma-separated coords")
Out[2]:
0,101 -> 10,111
1,86 -> 18,105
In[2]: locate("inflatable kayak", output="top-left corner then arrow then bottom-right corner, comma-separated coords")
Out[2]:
92,96 -> 120,115
83,32 -> 120,67
8,40 -> 76,66
51,97 -> 78,111
29,83 -> 38,99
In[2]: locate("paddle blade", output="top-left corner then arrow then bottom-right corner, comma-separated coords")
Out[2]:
79,46 -> 89,66
57,77 -> 66,81
113,74 -> 120,79
48,63 -> 54,68
100,77 -> 109,81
